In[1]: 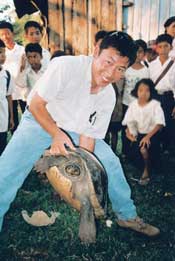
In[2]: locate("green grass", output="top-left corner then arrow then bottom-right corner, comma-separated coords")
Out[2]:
0,151 -> 175,260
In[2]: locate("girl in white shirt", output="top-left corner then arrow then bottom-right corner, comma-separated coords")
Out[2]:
122,79 -> 165,185
164,16 -> 175,59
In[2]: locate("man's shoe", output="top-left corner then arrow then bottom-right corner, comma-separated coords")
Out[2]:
117,216 -> 160,236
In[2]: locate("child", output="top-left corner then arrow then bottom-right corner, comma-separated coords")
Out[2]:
122,79 -> 165,185
0,21 -> 25,133
0,39 -> 14,155
164,16 -> 175,59
149,34 -> 175,152
23,21 -> 50,70
122,39 -> 149,156
16,43 -> 46,98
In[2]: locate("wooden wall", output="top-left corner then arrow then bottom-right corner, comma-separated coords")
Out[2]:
123,0 -> 175,42
48,0 -> 121,55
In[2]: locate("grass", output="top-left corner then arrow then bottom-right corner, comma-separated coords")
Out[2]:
0,146 -> 175,260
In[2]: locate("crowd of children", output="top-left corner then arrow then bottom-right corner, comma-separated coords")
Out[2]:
0,16 -> 175,185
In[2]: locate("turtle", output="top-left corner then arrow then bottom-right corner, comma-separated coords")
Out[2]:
34,147 -> 108,243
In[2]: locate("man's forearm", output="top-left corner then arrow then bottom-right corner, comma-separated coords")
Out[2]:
79,135 -> 95,152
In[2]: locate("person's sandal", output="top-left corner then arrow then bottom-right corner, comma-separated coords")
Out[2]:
138,177 -> 150,186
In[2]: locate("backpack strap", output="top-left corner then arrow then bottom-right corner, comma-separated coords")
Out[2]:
154,60 -> 174,86
5,70 -> 11,93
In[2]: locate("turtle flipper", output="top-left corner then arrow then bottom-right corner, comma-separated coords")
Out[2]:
78,198 -> 96,243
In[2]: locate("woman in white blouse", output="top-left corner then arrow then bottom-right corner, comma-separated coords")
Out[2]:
122,79 -> 165,185
164,16 -> 175,59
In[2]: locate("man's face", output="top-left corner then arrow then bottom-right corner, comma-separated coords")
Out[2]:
92,47 -> 129,88
26,51 -> 42,70
156,41 -> 172,56
0,47 -> 6,65
25,27 -> 42,44
0,28 -> 14,47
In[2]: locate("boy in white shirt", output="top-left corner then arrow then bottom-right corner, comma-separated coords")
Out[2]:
149,34 -> 175,152
0,31 -> 160,237
23,21 -> 51,70
16,43 -> 46,99
0,21 -> 25,133
0,39 -> 14,155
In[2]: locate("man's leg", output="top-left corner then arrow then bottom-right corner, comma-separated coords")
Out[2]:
0,110 -> 52,231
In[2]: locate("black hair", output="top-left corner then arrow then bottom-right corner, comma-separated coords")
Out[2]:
164,16 -> 175,30
135,39 -> 147,52
131,78 -> 158,100
25,43 -> 42,56
100,31 -> 137,66
24,21 -> 43,33
0,21 -> 13,32
50,50 -> 66,60
95,30 -> 108,44
156,34 -> 173,45
0,39 -> 5,48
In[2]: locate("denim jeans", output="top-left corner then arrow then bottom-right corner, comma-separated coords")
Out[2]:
0,110 -> 136,231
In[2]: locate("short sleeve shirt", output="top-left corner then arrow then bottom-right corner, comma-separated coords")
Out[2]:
27,55 -> 115,139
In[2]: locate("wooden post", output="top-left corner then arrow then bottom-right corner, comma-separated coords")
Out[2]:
116,0 -> 123,31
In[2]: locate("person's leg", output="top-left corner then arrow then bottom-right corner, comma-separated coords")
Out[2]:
0,132 -> 7,156
0,110 -> 52,231
139,147 -> 150,185
19,100 -> 27,113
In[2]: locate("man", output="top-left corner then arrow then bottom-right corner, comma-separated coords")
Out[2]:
0,31 -> 160,236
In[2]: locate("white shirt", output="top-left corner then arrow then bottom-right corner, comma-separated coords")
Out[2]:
42,48 -> 51,69
0,69 -> 14,132
169,38 -> 175,59
3,43 -> 25,100
122,99 -> 165,136
27,55 -> 116,139
15,65 -> 46,100
149,57 -> 175,98
122,66 -> 149,106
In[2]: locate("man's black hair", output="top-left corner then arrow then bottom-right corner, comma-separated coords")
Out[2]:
0,39 -> 5,48
25,43 -> 42,56
100,31 -> 137,66
24,21 -> 43,33
95,30 -> 108,44
51,50 -> 66,60
131,78 -> 158,100
135,39 -> 147,53
0,21 -> 13,32
164,16 -> 175,29
156,34 -> 173,45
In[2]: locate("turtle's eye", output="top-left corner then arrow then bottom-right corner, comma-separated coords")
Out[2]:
65,164 -> 80,176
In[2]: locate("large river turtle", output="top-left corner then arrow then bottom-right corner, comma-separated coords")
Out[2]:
35,147 -> 108,243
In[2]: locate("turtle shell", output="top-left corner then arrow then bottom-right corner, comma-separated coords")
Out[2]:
35,147 -> 108,218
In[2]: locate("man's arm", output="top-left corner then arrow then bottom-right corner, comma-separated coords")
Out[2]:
6,95 -> 14,130
29,93 -> 75,155
79,134 -> 95,152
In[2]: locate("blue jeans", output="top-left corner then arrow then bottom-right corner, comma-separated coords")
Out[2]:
0,110 -> 136,231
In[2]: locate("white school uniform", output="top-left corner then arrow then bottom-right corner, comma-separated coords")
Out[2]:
122,66 -> 149,106
149,57 -> 175,98
3,43 -> 25,101
169,38 -> 175,59
41,47 -> 51,69
15,64 -> 46,99
122,99 -> 165,137
0,69 -> 14,132
27,55 -> 116,139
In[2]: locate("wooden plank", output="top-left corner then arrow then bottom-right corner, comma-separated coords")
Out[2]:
149,0 -> 160,40
116,0 -> 123,30
140,0 -> 151,41
64,0 -> 73,54
72,0 -> 88,55
48,0 -> 64,54
108,0 -> 117,30
101,0 -> 110,30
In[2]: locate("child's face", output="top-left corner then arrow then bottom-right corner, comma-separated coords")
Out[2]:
135,47 -> 145,62
156,41 -> 172,56
0,47 -> 6,65
137,83 -> 150,102
166,22 -> 175,38
26,51 -> 42,70
0,28 -> 14,47
25,27 -> 42,44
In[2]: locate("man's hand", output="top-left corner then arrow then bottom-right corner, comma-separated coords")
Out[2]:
126,128 -> 137,142
171,106 -> 175,119
20,54 -> 27,72
9,117 -> 14,130
50,130 -> 75,156
139,135 -> 150,149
